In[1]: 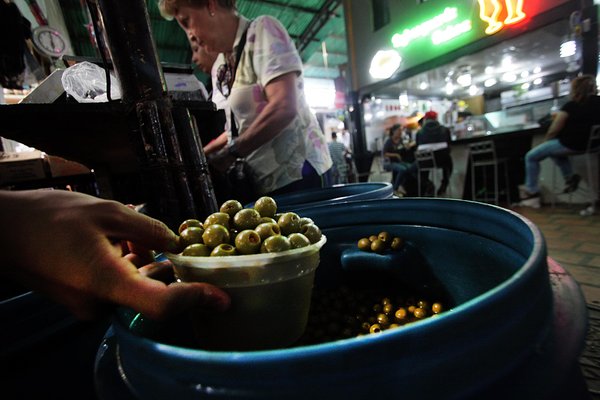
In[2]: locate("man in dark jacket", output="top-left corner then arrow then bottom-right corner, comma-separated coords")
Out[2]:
416,111 -> 453,196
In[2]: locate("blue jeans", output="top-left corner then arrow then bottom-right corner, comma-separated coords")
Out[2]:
386,161 -> 412,190
525,139 -> 577,193
269,161 -> 331,196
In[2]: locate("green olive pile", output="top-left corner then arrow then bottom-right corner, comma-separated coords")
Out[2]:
297,285 -> 444,346
176,197 -> 322,257
357,231 -> 405,254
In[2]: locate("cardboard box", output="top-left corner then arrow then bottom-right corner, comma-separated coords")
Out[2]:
0,151 -> 49,184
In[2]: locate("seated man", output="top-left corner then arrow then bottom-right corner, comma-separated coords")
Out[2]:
416,111 -> 453,196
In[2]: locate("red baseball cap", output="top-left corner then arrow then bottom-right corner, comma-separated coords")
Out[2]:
424,111 -> 438,120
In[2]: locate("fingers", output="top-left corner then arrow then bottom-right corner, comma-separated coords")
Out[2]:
110,273 -> 230,321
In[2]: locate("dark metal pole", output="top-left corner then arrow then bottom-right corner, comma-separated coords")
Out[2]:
95,0 -> 217,228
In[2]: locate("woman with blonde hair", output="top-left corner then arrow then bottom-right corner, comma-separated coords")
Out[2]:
519,75 -> 600,207
159,0 -> 332,197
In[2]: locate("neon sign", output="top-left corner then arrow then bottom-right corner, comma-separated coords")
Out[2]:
478,0 -> 526,34
390,1 -> 527,49
391,7 -> 467,48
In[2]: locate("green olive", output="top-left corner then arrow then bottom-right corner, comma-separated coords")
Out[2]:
253,196 -> 277,218
357,238 -> 371,251
254,222 -> 281,241
369,235 -> 378,242
259,217 -> 277,225
391,237 -> 404,251
288,232 -> 311,249
180,226 -> 204,248
260,235 -> 291,253
233,208 -> 261,230
203,212 -> 230,229
178,219 -> 202,234
234,230 -> 262,254
278,212 -> 302,235
301,223 -> 322,244
182,243 -> 211,257
219,199 -> 243,218
202,224 -> 230,248
299,217 -> 314,226
370,239 -> 386,253
210,243 -> 238,257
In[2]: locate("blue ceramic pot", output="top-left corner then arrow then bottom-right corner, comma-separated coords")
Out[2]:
98,199 -> 587,400
246,182 -> 393,212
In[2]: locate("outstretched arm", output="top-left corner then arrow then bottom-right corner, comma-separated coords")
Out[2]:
0,190 -> 230,320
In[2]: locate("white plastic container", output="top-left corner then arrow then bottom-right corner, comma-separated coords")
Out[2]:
165,235 -> 326,350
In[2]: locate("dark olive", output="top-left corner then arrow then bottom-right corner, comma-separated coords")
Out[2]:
203,212 -> 230,229
260,235 -> 291,253
233,208 -> 261,230
413,307 -> 427,319
234,230 -> 262,254
432,303 -> 443,314
180,226 -> 204,248
390,237 -> 404,250
300,223 -> 322,244
178,219 -> 202,234
182,243 -> 211,257
219,199 -> 243,218
210,243 -> 238,257
202,224 -> 230,248
255,222 -> 281,241
378,231 -> 391,243
277,212 -> 301,235
395,308 -> 408,321
370,239 -> 386,253
357,238 -> 371,251
253,196 -> 277,218
288,232 -> 311,249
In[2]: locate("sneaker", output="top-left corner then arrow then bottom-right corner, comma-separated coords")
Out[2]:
563,174 -> 581,193
397,185 -> 407,196
518,191 -> 541,209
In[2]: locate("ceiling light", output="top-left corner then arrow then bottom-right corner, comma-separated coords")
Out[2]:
419,81 -> 429,90
468,85 -> 479,96
533,78 -> 542,85
521,82 -> 530,90
457,73 -> 472,87
520,71 -> 529,78
445,82 -> 454,95
502,72 -> 517,82
369,50 -> 402,79
485,66 -> 494,74
501,55 -> 512,68
560,40 -> 576,58
484,78 -> 497,87
533,66 -> 542,74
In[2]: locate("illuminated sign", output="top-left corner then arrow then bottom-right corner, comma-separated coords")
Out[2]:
390,1 -> 527,48
478,0 -> 526,34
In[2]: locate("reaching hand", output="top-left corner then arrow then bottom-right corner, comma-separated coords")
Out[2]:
0,190 -> 230,320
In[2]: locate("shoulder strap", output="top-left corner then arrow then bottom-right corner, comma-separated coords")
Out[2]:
231,25 -> 250,138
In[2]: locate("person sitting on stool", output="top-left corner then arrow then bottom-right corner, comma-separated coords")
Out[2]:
519,75 -> 600,208
416,111 -> 453,196
383,124 -> 416,196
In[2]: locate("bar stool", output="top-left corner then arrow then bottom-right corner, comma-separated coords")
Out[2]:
550,125 -> 600,214
468,140 -> 511,205
415,148 -> 438,197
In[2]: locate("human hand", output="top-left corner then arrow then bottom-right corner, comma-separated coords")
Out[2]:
0,190 -> 230,320
207,146 -> 236,174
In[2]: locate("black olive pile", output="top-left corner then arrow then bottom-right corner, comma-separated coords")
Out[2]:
176,197 -> 322,257
357,231 -> 405,254
297,285 -> 444,345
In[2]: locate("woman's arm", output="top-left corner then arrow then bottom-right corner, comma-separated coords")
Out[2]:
232,72 -> 298,156
544,111 -> 568,141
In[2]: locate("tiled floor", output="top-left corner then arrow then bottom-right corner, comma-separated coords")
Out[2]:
498,202 -> 600,399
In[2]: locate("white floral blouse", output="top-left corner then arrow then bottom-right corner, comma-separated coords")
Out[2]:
222,15 -> 332,195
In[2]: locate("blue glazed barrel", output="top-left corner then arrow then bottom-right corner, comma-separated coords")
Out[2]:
246,182 -> 393,212
98,198 -> 587,400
